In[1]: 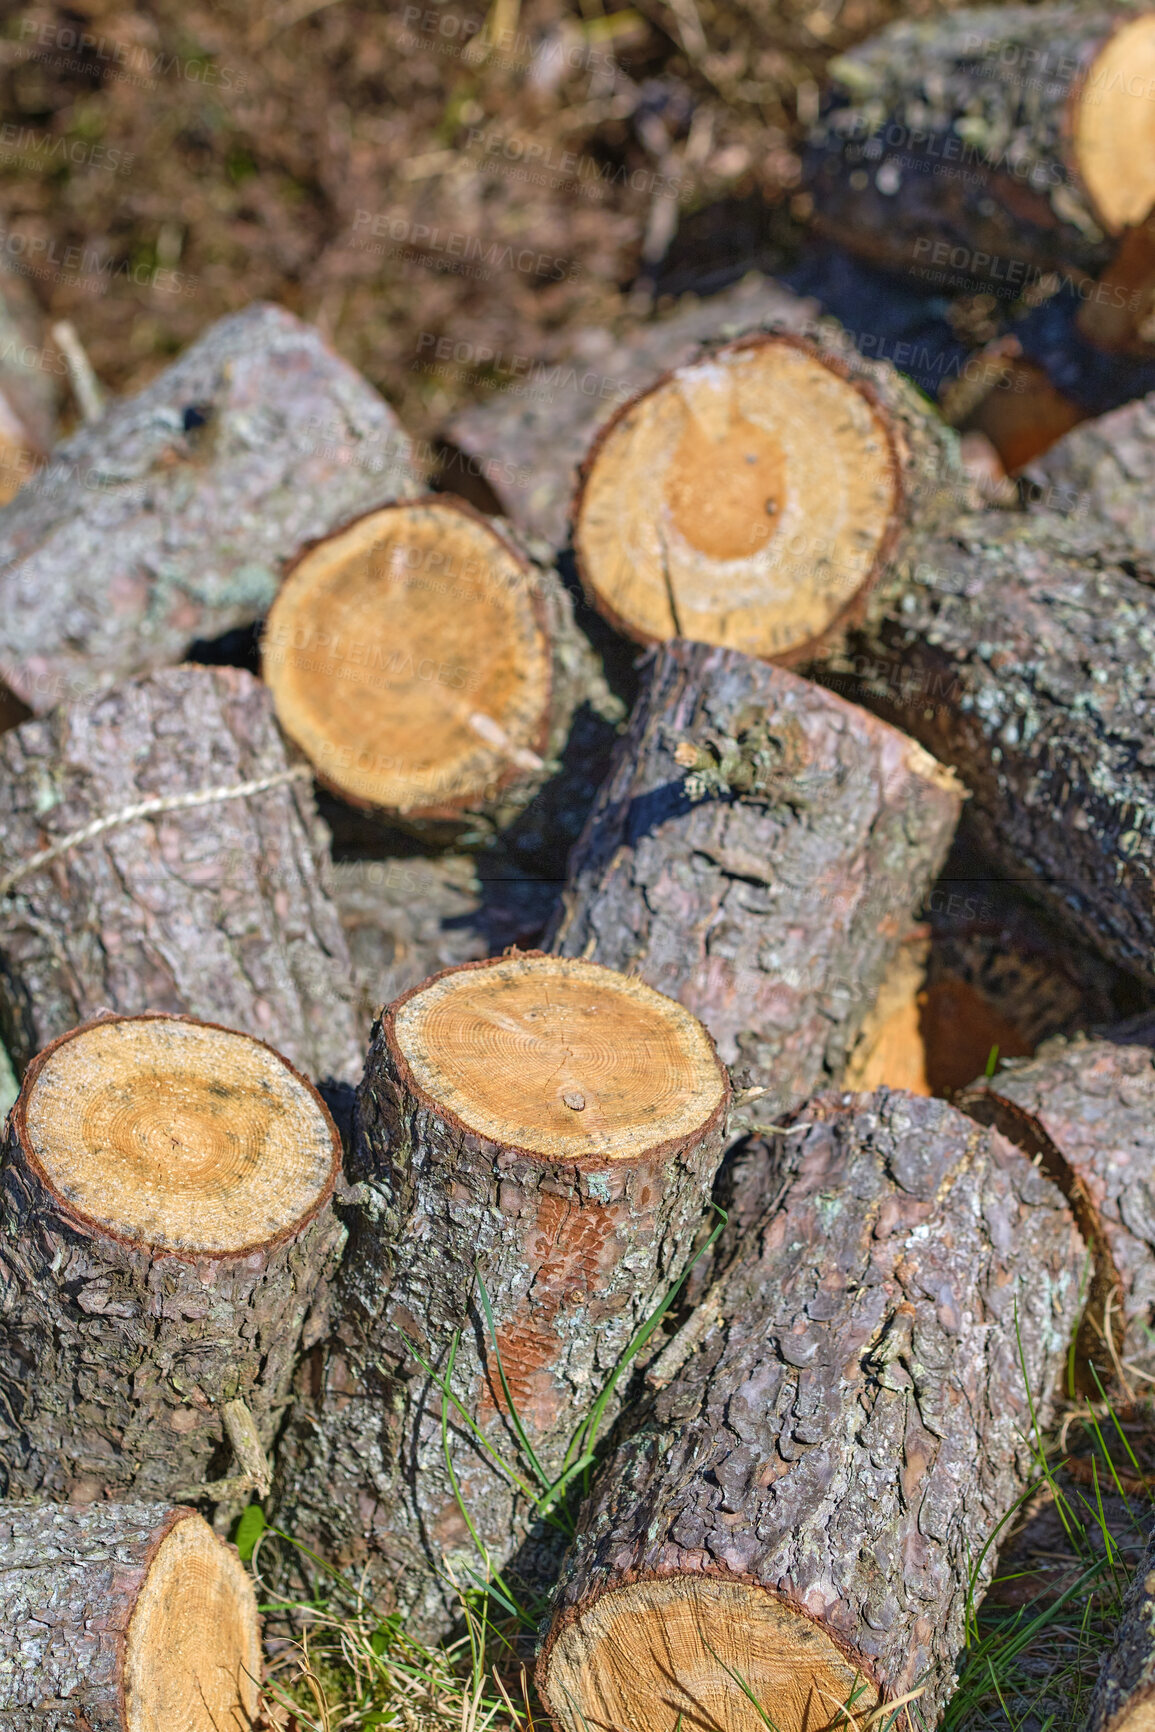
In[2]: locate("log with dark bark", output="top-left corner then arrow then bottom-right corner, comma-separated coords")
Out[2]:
0,662 -> 361,1084
547,642 -> 962,1127
571,332 -> 964,665
0,1012 -> 344,1513
821,509 -> 1155,987
960,1039 -> 1155,1386
1085,1523 -> 1155,1732
0,1500 -> 260,1731
0,302 -> 418,717
262,496 -> 616,834
1024,387 -> 1155,574
445,272 -> 818,550
537,1089 -> 1086,1732
273,951 -> 730,1640
806,6 -> 1155,291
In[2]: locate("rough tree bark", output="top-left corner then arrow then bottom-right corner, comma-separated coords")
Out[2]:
961,1039 -> 1155,1385
0,1012 -> 344,1512
445,272 -> 817,550
0,662 -> 361,1084
547,642 -> 962,1127
1085,1523 -> 1155,1732
538,1089 -> 1085,1732
0,301 -> 418,716
274,951 -> 730,1641
821,509 -> 1155,987
805,6 -> 1155,290
1024,387 -> 1155,574
0,1500 -> 260,1731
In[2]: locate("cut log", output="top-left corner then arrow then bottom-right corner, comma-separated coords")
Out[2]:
0,1012 -> 343,1507
0,1500 -> 260,1731
806,6 -> 1155,290
823,509 -> 1155,986
262,496 -> 608,831
537,1089 -> 1086,1732
841,930 -> 932,1095
572,332 -> 962,664
0,302 -> 418,717
1085,1523 -> 1155,1732
961,1039 -> 1155,1386
273,950 -> 730,1640
1024,388 -> 1155,574
0,663 -> 361,1084
445,272 -> 818,550
547,642 -> 962,1127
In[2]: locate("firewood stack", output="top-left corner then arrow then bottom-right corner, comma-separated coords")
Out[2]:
2,12 -> 1155,1723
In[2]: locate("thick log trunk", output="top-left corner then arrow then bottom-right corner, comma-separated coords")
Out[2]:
571,332 -> 964,665
261,497 -> 616,835
0,302 -> 418,716
547,643 -> 962,1127
445,273 -> 817,550
960,1039 -> 1155,1386
1024,388 -> 1155,574
806,6 -> 1155,290
0,1500 -> 260,1731
273,951 -> 730,1640
0,1012 -> 343,1511
538,1089 -> 1085,1732
1086,1525 -> 1155,1732
0,662 -> 361,1084
821,510 -> 1155,986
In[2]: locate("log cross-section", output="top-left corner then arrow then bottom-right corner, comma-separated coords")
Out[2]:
538,1089 -> 1085,1732
0,1012 -> 344,1507
0,1500 -> 260,1731
273,950 -> 730,1641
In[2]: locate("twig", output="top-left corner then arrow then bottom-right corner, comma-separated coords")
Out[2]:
50,321 -> 106,425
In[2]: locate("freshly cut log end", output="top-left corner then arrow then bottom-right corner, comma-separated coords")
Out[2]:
0,1501 -> 260,1732
17,1014 -> 338,1257
538,1090 -> 1086,1732
263,497 -> 555,820
390,951 -> 728,1163
1075,15 -> 1155,234
544,1574 -> 876,1732
123,1510 -> 260,1732
274,950 -> 730,1639
573,335 -> 903,662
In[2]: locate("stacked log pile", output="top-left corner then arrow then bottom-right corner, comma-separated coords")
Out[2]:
2,46 -> 1155,1710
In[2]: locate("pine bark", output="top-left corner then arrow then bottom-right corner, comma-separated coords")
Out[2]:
538,1089 -> 1086,1732
273,956 -> 730,1642
547,643 -> 963,1127
445,273 -> 817,549
0,662 -> 361,1084
821,509 -> 1155,986
1086,1523 -> 1155,1732
960,1039 -> 1155,1383
0,1015 -> 345,1506
1023,387 -> 1155,574
806,6 -> 1137,289
0,302 -> 418,715
0,1501 -> 257,1731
